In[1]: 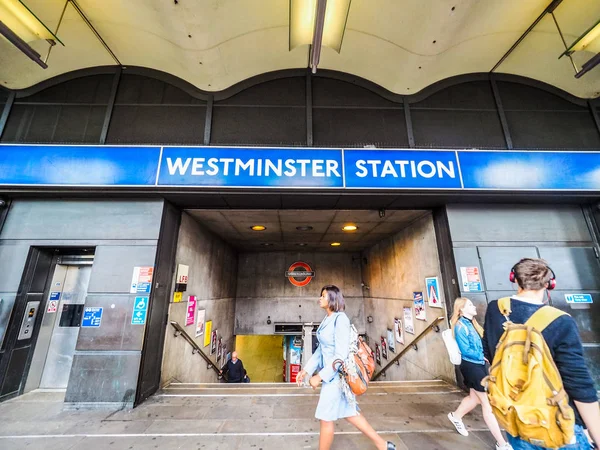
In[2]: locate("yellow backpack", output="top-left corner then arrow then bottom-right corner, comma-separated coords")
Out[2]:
484,297 -> 575,449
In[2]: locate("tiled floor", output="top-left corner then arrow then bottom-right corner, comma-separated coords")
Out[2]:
0,381 -> 502,449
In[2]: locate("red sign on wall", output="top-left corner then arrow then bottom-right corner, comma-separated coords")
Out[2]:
285,261 -> 315,287
290,364 -> 301,383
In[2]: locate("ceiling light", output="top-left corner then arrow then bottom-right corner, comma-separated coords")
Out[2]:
296,226 -> 313,231
296,243 -> 307,246
342,224 -> 358,232
330,242 -> 341,247
289,0 -> 352,73
557,17 -> 600,78
261,243 -> 272,247
0,0 -> 63,69
251,225 -> 266,231
561,18 -> 600,56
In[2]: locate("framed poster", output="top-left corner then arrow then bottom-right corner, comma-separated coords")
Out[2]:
394,317 -> 404,345
204,320 -> 212,347
404,307 -> 415,334
414,291 -> 426,321
380,336 -> 388,359
375,344 -> 381,366
217,337 -> 223,363
195,309 -> 206,337
387,328 -> 395,353
210,329 -> 217,355
426,276 -> 443,308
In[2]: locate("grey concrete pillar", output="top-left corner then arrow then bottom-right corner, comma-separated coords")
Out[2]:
302,324 -> 313,367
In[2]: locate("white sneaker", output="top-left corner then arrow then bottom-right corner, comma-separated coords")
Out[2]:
447,412 -> 469,436
495,444 -> 513,450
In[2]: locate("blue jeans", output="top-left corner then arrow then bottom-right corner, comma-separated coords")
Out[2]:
507,425 -> 592,450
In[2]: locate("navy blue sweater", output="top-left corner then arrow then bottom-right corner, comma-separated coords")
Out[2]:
482,298 -> 598,427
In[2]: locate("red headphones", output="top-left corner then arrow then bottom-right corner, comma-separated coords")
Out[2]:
509,263 -> 556,290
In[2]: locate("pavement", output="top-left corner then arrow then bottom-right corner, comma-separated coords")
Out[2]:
0,380 -> 501,449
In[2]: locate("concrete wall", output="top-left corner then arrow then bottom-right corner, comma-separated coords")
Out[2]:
234,251 -> 365,335
362,213 -> 455,382
0,199 -> 164,405
161,212 -> 238,384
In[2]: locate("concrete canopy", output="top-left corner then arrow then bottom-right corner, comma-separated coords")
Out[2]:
0,0 -> 599,98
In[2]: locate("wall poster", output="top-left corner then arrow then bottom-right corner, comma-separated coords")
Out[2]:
186,295 -> 196,326
460,267 -> 483,292
195,309 -> 206,337
413,291 -> 426,321
380,336 -> 388,359
387,328 -> 395,353
217,337 -> 223,363
425,276 -> 442,308
204,320 -> 212,347
404,307 -> 415,334
130,266 -> 153,294
210,330 -> 217,355
375,344 -> 381,366
394,318 -> 404,345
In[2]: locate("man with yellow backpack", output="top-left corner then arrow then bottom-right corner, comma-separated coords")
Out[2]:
482,258 -> 600,449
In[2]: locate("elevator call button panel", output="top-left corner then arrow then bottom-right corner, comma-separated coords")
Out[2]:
17,301 -> 40,340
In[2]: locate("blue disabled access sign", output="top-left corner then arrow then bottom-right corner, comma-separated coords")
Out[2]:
565,294 -> 593,304
81,307 -> 103,327
132,296 -> 149,325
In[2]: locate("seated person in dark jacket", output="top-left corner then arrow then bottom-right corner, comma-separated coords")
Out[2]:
219,351 -> 247,383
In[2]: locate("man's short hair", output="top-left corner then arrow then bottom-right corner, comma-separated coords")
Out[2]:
513,258 -> 553,291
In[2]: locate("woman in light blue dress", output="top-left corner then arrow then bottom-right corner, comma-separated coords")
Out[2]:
296,285 -> 395,450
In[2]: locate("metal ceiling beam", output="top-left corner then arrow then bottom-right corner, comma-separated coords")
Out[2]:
0,92 -> 16,140
69,0 -> 121,66
306,71 -> 313,146
490,0 -> 563,73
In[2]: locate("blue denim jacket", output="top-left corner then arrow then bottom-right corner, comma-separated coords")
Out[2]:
455,317 -> 485,365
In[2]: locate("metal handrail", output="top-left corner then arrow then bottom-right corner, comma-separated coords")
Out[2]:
372,316 -> 445,381
169,321 -> 222,377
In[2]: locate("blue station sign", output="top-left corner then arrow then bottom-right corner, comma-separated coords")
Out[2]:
1,145 -> 600,191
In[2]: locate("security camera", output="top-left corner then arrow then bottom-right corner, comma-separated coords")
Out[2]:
0,199 -> 6,208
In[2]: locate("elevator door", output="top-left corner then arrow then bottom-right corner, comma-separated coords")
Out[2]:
39,265 -> 91,389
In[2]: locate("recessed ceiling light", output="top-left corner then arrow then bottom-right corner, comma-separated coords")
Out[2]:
261,243 -> 272,246
330,242 -> 341,247
296,226 -> 313,231
251,225 -> 266,231
342,224 -> 358,232
296,243 -> 307,246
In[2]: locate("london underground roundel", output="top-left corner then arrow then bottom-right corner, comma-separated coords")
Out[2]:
285,261 -> 315,287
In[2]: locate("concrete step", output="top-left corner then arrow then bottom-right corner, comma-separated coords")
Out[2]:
158,379 -> 460,397
0,380 -> 497,450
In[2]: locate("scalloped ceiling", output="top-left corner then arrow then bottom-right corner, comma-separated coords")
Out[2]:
0,0 -> 599,98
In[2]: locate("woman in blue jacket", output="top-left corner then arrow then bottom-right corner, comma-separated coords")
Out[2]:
447,297 -> 512,450
297,285 -> 395,450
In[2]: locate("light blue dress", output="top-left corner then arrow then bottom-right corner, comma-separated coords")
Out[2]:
302,312 -> 359,421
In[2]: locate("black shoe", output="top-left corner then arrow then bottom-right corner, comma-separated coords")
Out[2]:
387,442 -> 396,450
